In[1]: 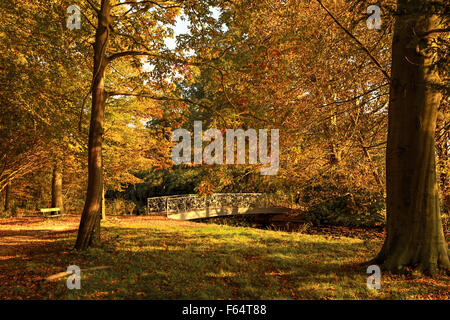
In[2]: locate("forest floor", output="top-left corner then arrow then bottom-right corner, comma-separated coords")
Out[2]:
0,215 -> 448,300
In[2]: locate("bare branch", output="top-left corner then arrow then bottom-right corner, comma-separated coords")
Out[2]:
107,50 -> 204,67
79,9 -> 97,30
418,27 -> 450,37
105,91 -> 227,123
314,0 -> 391,81
321,83 -> 389,108
112,1 -> 181,9
86,0 -> 100,13
78,89 -> 92,132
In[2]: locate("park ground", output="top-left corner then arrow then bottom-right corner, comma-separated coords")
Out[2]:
0,215 -> 448,300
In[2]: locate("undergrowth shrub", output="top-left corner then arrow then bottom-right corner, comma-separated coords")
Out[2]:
302,182 -> 385,228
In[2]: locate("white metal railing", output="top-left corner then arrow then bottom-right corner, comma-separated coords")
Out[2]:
147,193 -> 287,215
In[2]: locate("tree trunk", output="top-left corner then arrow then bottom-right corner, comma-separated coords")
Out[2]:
373,0 -> 449,275
4,181 -> 10,212
75,0 -> 111,250
101,185 -> 106,220
51,161 -> 64,215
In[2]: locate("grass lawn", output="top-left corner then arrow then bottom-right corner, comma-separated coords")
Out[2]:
0,215 -> 448,300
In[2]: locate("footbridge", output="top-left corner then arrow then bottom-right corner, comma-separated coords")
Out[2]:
147,193 -> 290,220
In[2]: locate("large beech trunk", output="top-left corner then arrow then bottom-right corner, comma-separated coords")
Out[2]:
75,0 -> 111,250
374,0 -> 449,274
51,161 -> 64,215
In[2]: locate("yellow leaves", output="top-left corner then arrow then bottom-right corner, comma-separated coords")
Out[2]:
68,141 -> 84,153
210,48 -> 222,58
196,180 -> 213,195
15,53 -> 28,66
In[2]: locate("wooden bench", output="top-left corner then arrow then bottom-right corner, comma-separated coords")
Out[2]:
40,207 -> 62,218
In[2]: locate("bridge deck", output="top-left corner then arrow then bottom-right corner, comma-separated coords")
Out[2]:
167,206 -> 290,221
147,193 -> 291,221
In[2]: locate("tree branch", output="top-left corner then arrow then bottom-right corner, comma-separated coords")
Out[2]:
105,91 -> 227,123
111,1 -> 181,9
79,9 -> 97,30
107,50 -> 204,66
418,27 -> 450,37
78,89 -> 92,132
314,0 -> 391,81
86,0 -> 100,13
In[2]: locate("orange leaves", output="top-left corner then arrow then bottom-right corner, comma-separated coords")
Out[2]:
271,49 -> 282,57
259,61 -> 269,71
196,180 -> 213,195
168,82 -> 177,91
235,97 -> 249,107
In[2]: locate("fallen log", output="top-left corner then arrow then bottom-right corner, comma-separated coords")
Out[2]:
45,266 -> 112,281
